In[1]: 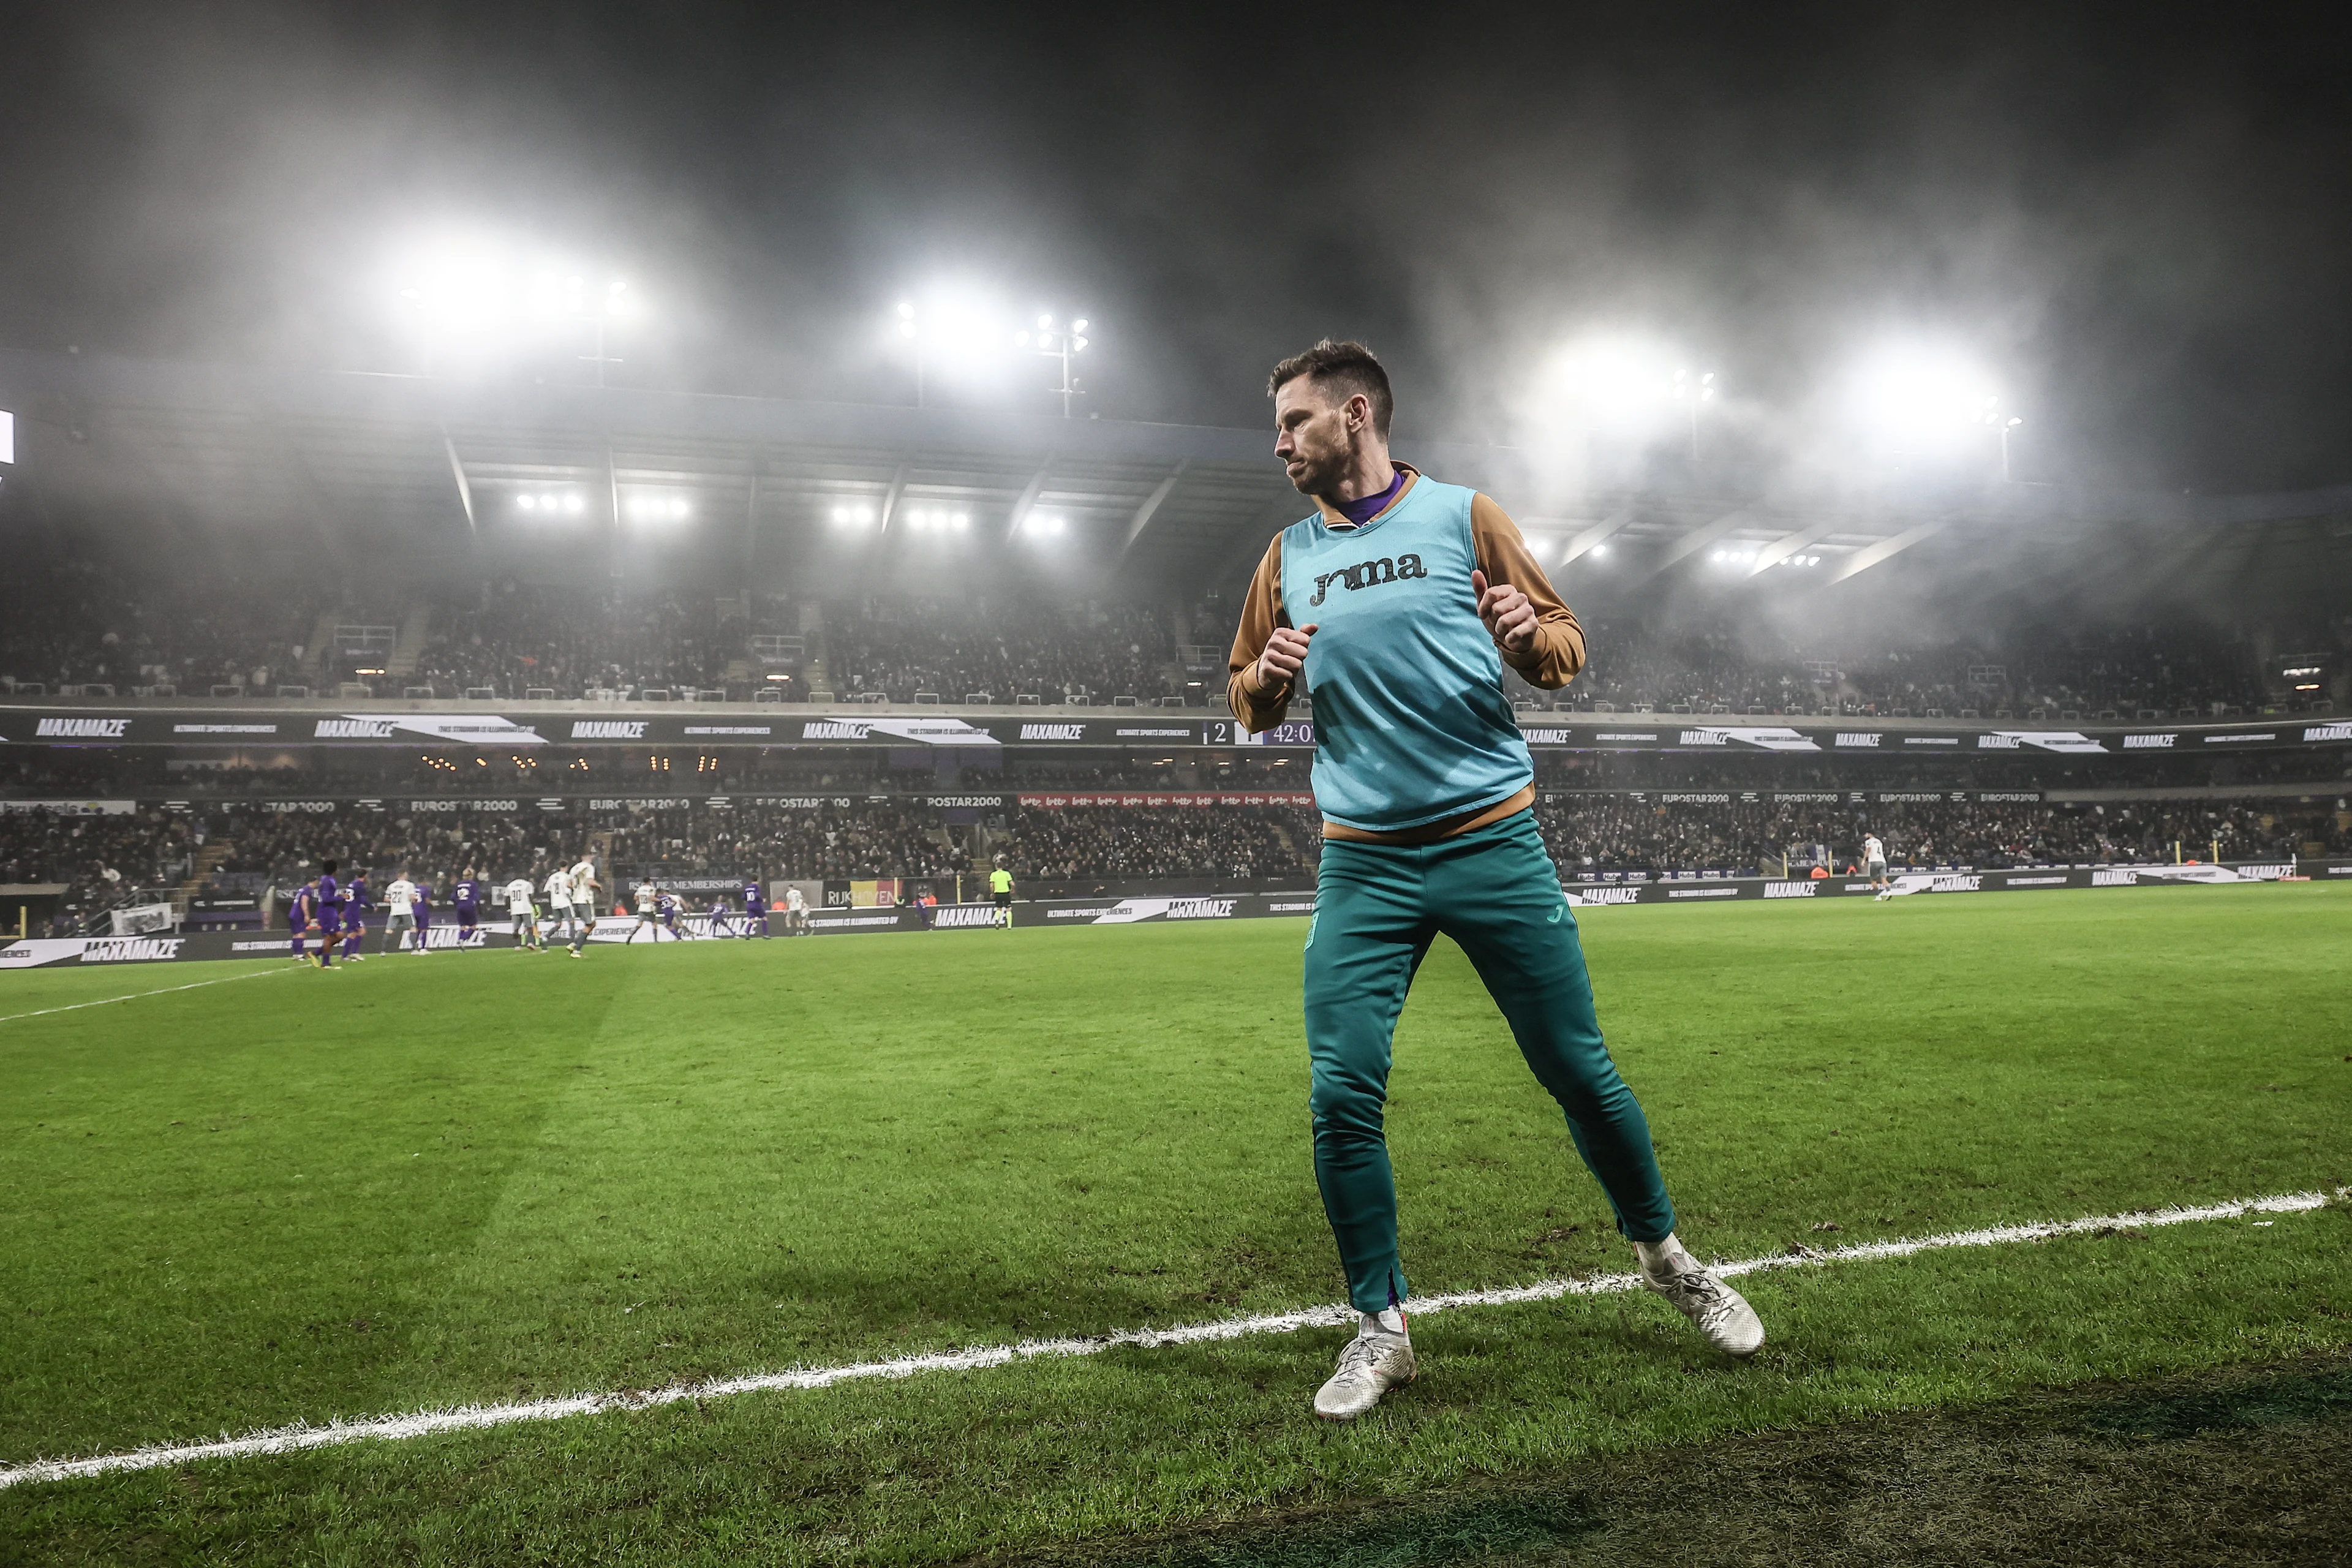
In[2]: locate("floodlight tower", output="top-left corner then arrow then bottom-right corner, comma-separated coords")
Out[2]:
395,251 -> 634,385
1017,314 -> 1091,417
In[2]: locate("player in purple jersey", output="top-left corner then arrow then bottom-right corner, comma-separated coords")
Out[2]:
742,876 -> 767,937
453,866 -> 481,944
288,878 -> 318,961
657,887 -> 687,940
340,872 -> 371,962
411,876 -> 434,954
313,861 -> 342,969
706,893 -> 733,938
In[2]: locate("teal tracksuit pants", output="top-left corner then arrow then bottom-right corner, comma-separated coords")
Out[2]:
1306,809 -> 1676,1313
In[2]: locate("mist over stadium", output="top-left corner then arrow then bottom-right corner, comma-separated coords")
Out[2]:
2,7 -> 2349,1564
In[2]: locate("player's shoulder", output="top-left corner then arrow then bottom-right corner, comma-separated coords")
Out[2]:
1409,471 -> 1475,505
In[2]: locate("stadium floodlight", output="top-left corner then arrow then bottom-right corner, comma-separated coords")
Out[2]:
900,507 -> 971,536
1021,511 -> 1068,539
393,238 -> 636,382
1541,334 -> 1706,450
621,494 -> 693,524
888,290 -> 1093,413
514,489 -> 586,518
1845,340 -> 2015,470
892,293 -> 1020,407
0,408 -> 13,465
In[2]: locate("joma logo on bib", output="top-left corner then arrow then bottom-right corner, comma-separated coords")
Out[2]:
1308,552 -> 1428,606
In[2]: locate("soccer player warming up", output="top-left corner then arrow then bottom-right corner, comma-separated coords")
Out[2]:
1229,341 -> 1764,1423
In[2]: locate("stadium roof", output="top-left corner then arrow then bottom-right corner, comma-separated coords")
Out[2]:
4,350 -> 2350,598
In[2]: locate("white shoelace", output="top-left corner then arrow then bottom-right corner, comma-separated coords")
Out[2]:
1656,1269 -> 1740,1329
1335,1333 -> 1404,1379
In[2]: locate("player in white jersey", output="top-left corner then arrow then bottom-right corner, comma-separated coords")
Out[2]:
381,869 -> 423,954
783,883 -> 809,935
504,873 -> 543,950
542,866 -> 579,956
566,854 -> 601,954
1863,832 -> 1893,899
626,878 -> 660,943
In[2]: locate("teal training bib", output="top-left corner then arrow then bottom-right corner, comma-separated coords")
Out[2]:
1278,477 -> 1533,832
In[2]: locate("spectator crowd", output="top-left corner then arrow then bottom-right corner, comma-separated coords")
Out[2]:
1531,796 -> 2345,873
1553,620 -> 2291,719
7,790 -> 2343,937
7,551 -> 2329,716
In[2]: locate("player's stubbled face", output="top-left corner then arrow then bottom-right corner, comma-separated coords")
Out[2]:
1274,379 -> 1353,497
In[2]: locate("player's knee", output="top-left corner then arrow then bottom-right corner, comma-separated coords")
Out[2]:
1309,1077 -> 1386,1137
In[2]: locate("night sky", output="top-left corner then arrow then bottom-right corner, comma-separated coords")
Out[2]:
7,4 -> 2352,492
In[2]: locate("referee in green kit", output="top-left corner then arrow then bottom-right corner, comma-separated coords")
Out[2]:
1227,339 -> 1765,1422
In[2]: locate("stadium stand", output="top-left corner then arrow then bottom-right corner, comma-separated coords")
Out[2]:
11,790 -> 2344,937
1531,796 -> 2347,874
0,554 -> 332,698
820,597 -> 1177,704
1549,619 -> 2284,718
3,549 -> 2335,715
406,584 -> 745,699
0,806 -> 198,927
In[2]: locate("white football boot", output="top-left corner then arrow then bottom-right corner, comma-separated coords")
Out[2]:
1313,1329 -> 1416,1421
1639,1240 -> 1765,1359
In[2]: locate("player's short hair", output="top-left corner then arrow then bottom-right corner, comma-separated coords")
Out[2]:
1268,339 -> 1393,438
322,859 -> 338,875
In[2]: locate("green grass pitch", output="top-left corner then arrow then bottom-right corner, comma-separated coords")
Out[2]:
4,884 -> 2350,1564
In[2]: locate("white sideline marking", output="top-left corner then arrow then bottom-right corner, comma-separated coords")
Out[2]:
0,964 -> 291,1025
0,1186 -> 2334,1490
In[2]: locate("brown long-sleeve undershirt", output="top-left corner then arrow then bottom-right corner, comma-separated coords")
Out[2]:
1223,464 -> 1586,843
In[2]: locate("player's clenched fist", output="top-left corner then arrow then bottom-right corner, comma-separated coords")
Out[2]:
1471,569 -> 1537,655
1256,622 -> 1317,688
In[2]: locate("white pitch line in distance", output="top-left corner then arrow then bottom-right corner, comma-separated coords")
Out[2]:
0,963 -> 292,1025
1,1186 -> 2335,1490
